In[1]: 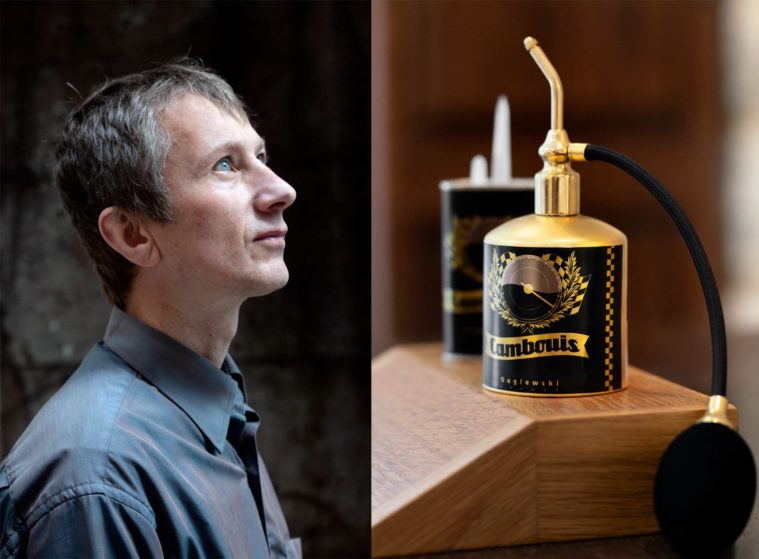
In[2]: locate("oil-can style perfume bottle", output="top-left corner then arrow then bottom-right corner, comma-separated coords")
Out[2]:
482,38 -> 628,396
440,96 -> 533,359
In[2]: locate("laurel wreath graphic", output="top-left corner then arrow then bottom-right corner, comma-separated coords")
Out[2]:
445,217 -> 483,283
488,250 -> 587,335
446,216 -> 510,283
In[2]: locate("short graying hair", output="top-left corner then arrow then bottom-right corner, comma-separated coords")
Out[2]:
55,58 -> 248,309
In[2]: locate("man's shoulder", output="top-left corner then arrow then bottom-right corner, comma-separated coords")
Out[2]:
7,342 -> 140,460
1,343 -> 161,526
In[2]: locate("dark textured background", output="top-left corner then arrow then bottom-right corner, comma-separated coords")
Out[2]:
0,1 -> 370,557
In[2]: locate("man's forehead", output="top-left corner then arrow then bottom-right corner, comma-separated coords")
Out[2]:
161,93 -> 262,151
162,92 -> 247,123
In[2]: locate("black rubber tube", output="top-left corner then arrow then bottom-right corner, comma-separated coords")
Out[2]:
584,144 -> 726,396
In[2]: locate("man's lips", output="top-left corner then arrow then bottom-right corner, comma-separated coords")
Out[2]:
254,228 -> 287,241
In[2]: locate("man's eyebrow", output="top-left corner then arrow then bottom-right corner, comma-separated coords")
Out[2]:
207,138 -> 267,159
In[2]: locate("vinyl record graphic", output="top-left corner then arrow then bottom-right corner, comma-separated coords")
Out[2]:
501,255 -> 562,322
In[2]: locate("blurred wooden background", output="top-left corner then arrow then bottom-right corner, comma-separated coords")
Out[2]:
372,0 -> 722,394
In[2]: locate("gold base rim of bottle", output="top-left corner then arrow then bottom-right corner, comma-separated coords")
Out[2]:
482,382 -> 628,398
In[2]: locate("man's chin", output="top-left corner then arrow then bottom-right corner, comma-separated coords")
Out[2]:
243,268 -> 289,298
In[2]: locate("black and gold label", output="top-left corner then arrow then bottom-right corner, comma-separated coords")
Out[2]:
441,188 -> 533,355
483,244 -> 623,395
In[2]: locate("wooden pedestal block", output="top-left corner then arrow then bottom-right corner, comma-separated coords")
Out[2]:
371,343 -> 737,557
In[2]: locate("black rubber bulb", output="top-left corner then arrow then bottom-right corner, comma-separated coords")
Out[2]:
655,422 -> 756,557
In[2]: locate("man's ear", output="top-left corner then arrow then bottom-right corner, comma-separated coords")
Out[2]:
98,207 -> 161,268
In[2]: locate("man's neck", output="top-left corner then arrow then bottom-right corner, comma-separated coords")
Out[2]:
125,294 -> 240,369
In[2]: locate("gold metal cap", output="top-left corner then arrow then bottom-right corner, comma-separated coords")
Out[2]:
524,37 -> 580,216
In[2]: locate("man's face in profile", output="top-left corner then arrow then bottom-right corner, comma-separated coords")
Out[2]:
151,93 -> 296,302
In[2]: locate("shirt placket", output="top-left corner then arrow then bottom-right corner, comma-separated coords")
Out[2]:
227,388 -> 269,551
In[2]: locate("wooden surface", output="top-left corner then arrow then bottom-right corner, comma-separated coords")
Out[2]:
372,343 -> 737,557
396,503 -> 759,559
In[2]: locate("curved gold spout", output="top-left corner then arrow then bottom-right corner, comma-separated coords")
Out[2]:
524,36 -> 563,130
523,36 -> 578,216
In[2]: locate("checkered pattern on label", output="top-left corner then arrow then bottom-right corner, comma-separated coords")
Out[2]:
604,247 -> 616,389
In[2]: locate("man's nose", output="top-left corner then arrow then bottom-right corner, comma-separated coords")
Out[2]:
252,166 -> 296,212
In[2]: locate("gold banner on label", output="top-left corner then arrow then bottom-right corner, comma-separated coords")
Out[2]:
486,332 -> 590,360
443,288 -> 482,314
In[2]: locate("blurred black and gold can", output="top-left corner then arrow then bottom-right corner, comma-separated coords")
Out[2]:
440,178 -> 533,358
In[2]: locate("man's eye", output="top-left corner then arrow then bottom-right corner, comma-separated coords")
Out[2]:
213,157 -> 235,172
256,152 -> 268,165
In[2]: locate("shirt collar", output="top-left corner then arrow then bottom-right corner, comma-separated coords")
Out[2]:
103,306 -> 239,453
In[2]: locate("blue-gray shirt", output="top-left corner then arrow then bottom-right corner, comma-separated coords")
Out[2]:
0,307 -> 301,558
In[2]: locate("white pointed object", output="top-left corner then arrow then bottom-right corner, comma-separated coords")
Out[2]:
491,95 -> 512,183
469,154 -> 488,185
